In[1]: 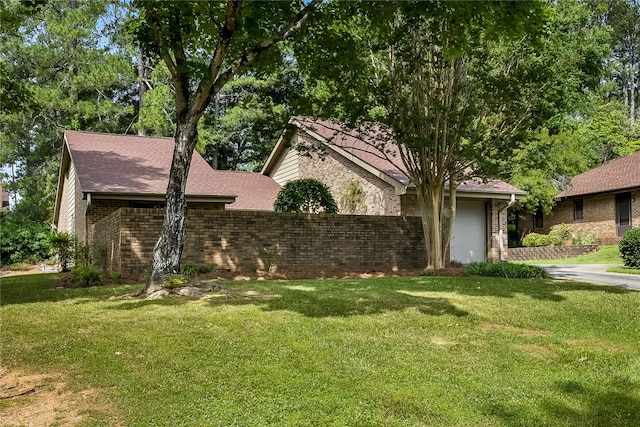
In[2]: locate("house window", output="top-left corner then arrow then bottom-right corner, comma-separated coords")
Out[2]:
533,210 -> 543,229
574,199 -> 583,221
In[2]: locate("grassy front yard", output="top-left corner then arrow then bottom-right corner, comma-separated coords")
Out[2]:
1,273 -> 639,426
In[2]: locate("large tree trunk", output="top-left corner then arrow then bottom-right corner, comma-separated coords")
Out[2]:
145,122 -> 199,294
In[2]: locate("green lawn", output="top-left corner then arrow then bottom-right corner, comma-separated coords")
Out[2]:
527,245 -> 623,265
1,273 -> 639,426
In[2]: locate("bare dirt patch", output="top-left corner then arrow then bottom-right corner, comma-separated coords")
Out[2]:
0,367 -> 103,427
0,265 -> 53,278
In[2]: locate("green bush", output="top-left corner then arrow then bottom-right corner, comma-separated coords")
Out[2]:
548,224 -> 572,245
0,216 -> 53,264
463,262 -> 547,278
274,178 -> 338,214
10,262 -> 32,271
180,263 -> 216,277
572,231 -> 596,246
110,271 -> 123,283
521,232 -> 550,247
70,266 -> 102,287
181,263 -> 199,277
619,227 -> 640,268
49,231 -> 74,271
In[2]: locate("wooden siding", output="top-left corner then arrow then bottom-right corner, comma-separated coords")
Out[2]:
271,146 -> 299,185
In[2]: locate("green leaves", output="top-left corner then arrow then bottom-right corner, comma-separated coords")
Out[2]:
274,179 -> 338,214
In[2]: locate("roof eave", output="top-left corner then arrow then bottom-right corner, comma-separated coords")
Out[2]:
86,192 -> 237,204
53,135 -> 72,227
556,185 -> 640,201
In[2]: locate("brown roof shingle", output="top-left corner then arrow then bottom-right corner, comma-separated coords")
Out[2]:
64,131 -> 280,209
293,117 -> 524,196
557,150 -> 640,199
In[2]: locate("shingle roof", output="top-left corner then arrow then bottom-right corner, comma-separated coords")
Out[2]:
557,150 -> 640,199
64,131 -> 280,209
212,170 -> 281,211
291,117 -> 524,196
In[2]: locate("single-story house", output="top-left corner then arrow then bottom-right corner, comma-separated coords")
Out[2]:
518,150 -> 640,245
53,131 -> 281,243
262,117 -> 526,263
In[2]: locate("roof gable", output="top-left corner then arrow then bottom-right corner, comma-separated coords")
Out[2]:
264,117 -> 524,198
557,150 -> 640,199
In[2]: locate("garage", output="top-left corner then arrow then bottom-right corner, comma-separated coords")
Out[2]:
450,200 -> 486,264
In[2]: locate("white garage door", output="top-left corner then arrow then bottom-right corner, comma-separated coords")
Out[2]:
450,200 -> 486,264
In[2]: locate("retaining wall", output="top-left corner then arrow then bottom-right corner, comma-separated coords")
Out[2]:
509,245 -> 599,262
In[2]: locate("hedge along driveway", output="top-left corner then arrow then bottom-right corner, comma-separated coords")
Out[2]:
1,273 -> 640,426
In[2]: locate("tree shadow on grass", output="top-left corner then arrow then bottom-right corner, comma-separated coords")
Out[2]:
487,377 -> 640,426
197,275 -> 634,318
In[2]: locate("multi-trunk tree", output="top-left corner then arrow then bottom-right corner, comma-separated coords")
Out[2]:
298,1 -> 575,271
134,0 -> 321,294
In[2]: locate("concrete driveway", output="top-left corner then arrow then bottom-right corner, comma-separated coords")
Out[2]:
540,264 -> 640,291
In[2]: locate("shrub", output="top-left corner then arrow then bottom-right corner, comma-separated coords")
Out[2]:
180,263 -> 216,277
338,181 -> 366,214
0,217 -> 53,264
110,271 -> 123,283
274,178 -> 338,214
49,231 -> 74,271
181,263 -> 199,277
548,224 -> 572,245
10,262 -> 32,271
619,227 -> 640,268
521,232 -> 550,247
572,231 -> 596,246
463,262 -> 547,278
70,266 -> 102,287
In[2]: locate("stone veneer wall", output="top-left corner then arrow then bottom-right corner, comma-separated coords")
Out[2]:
93,208 -> 428,278
509,245 -> 598,261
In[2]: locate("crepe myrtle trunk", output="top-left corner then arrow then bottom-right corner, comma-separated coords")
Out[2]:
415,181 -> 455,271
145,122 -> 199,294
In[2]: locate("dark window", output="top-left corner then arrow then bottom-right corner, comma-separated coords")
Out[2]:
533,210 -> 544,229
574,199 -> 583,221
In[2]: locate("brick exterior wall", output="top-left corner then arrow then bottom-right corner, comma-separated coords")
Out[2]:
87,199 -> 130,243
489,200 -> 509,262
91,208 -> 123,273
296,133 -> 403,216
509,245 -> 598,261
517,190 -> 640,245
92,208 -> 428,278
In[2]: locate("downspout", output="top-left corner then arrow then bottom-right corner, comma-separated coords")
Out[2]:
84,192 -> 91,245
498,194 -> 516,262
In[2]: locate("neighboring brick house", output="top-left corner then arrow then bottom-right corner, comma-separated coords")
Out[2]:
0,183 -> 9,211
262,117 -> 526,263
518,150 -> 640,245
53,131 -> 281,243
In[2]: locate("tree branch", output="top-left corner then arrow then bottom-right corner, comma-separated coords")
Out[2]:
193,0 -> 322,118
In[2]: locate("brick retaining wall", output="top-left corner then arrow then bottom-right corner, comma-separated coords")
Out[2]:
509,245 -> 599,261
92,208 -> 428,278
